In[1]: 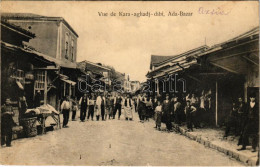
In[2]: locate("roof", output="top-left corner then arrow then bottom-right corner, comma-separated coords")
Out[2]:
198,26 -> 259,57
150,55 -> 176,69
1,13 -> 79,37
77,60 -> 111,73
223,26 -> 259,44
157,45 -> 209,67
147,45 -> 209,78
1,20 -> 35,39
1,41 -> 55,66
1,41 -> 77,69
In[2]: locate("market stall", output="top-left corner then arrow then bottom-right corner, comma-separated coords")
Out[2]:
25,104 -> 61,135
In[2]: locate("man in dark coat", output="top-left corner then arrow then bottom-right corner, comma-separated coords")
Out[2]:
238,94 -> 259,152
113,94 -> 122,120
79,94 -> 88,122
1,98 -> 15,147
237,97 -> 247,135
162,94 -> 173,132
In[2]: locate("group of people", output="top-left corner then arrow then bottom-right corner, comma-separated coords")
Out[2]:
224,95 -> 259,152
136,91 -> 258,152
136,90 -> 213,132
60,92 -> 136,128
1,93 -> 30,147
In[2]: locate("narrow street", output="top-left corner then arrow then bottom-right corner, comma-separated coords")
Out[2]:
1,112 -> 242,166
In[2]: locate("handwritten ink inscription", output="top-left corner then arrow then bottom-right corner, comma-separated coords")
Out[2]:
198,7 -> 231,15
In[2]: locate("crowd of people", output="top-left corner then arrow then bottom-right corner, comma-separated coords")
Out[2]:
1,89 -> 258,153
60,92 -> 137,128
136,91 -> 214,132
135,91 -> 258,152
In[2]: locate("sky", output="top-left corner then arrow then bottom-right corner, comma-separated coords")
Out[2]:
1,1 -> 259,82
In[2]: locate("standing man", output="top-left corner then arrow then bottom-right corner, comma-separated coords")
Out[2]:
113,94 -> 123,120
87,93 -> 95,121
96,93 -> 102,121
124,94 -> 133,121
71,96 -> 78,121
61,95 -> 71,128
79,93 -> 89,122
105,94 -> 113,120
174,97 -> 182,125
238,93 -> 259,152
101,93 -> 106,121
34,90 -> 41,108
237,96 -> 247,135
1,98 -> 15,147
18,95 -> 28,124
184,100 -> 196,131
162,94 -> 173,132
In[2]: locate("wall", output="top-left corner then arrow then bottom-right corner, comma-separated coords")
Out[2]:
8,20 -> 58,58
60,22 -> 77,62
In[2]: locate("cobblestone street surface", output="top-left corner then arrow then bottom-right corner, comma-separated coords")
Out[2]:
0,112 -> 243,166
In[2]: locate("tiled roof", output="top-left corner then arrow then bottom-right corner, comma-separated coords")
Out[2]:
1,20 -> 35,38
150,55 -> 176,69
1,13 -> 79,37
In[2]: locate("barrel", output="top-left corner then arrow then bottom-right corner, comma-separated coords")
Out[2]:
20,117 -> 37,137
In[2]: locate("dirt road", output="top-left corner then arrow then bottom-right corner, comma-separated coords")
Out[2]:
0,112 -> 243,166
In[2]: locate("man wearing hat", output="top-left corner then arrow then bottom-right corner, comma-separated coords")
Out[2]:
238,93 -> 259,152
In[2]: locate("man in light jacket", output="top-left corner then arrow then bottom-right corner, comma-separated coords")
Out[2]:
61,95 -> 71,128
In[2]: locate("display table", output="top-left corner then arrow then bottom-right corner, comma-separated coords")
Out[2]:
26,104 -> 61,135
37,113 -> 61,134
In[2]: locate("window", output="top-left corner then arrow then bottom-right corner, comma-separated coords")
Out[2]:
65,33 -> 69,59
71,39 -> 74,61
10,69 -> 25,83
34,71 -> 45,90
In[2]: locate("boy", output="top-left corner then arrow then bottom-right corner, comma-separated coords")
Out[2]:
155,101 -> 162,131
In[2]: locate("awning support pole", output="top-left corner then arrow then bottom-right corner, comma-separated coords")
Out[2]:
44,70 -> 47,105
215,81 -> 218,126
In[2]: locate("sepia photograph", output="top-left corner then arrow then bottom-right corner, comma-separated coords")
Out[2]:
0,1 -> 259,166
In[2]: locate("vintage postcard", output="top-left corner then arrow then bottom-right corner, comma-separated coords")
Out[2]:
0,1 -> 259,166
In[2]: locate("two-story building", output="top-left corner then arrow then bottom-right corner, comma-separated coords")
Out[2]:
2,13 -> 79,109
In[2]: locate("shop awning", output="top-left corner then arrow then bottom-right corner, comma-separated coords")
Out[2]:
61,79 -> 76,86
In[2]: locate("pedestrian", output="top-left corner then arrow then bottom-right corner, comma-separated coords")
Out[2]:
138,97 -> 146,123
79,93 -> 89,122
61,95 -> 71,128
153,96 -> 158,121
190,93 -> 200,128
134,97 -> 137,112
145,96 -> 153,121
96,93 -> 102,121
124,94 -> 133,121
199,90 -> 207,126
154,101 -> 162,131
101,93 -> 106,121
87,93 -> 95,121
113,94 -> 123,120
224,101 -> 238,137
105,94 -> 113,120
162,94 -> 173,132
184,100 -> 196,132
1,98 -> 16,147
237,97 -> 247,135
137,94 -> 143,120
174,97 -> 182,125
71,96 -> 78,121
34,90 -> 42,108
18,95 -> 27,124
238,93 -> 259,152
